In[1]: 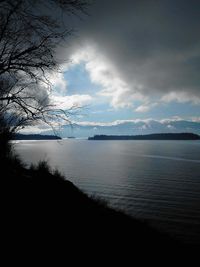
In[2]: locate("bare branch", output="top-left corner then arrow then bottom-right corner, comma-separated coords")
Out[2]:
0,0 -> 89,133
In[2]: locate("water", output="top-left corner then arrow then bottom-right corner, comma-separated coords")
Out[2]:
14,139 -> 200,244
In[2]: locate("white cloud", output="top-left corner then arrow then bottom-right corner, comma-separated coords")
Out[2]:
167,124 -> 175,130
20,116 -> 200,135
135,102 -> 158,113
73,116 -> 200,127
69,44 -> 200,110
50,94 -> 93,110
55,28 -> 200,112
76,118 -> 155,127
161,92 -> 200,105
57,1 -> 200,109
160,116 -> 182,123
191,117 -> 200,122
49,71 -> 67,93
70,45 -> 148,109
135,105 -> 150,113
19,124 -> 52,134
46,62 -> 71,93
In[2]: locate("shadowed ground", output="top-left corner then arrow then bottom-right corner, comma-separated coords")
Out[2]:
2,154 -> 189,253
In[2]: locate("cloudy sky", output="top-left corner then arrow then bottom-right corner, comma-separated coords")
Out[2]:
31,0 -> 200,133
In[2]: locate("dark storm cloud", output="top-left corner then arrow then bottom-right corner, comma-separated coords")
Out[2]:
59,0 -> 200,103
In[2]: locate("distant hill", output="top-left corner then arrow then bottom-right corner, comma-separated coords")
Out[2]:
43,119 -> 200,138
88,133 -> 200,140
13,133 -> 61,140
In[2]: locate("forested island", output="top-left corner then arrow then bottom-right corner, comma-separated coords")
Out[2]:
88,133 -> 200,140
13,134 -> 62,140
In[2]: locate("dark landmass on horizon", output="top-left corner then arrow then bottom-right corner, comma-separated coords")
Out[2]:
13,133 -> 62,140
88,133 -> 200,140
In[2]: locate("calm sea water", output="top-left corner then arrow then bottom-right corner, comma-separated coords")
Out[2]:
14,139 -> 200,244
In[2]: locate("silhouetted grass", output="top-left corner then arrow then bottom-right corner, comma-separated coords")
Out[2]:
1,126 -> 196,253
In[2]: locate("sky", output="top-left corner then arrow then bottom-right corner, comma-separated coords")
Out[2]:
23,0 -> 200,134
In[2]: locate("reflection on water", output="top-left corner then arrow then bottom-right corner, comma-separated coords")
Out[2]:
14,139 -> 200,244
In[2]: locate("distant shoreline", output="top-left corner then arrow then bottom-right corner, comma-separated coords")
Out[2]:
88,133 -> 200,140
13,133 -> 62,140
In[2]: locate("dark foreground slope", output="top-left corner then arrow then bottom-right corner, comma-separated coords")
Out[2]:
2,158 -> 188,252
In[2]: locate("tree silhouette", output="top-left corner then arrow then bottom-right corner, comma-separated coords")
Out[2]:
0,0 -> 88,132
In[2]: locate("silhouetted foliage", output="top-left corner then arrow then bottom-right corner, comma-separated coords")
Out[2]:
0,114 -> 12,158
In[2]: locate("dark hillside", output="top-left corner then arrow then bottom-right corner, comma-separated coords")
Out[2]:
2,156 -> 185,252
1,127 -> 190,256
